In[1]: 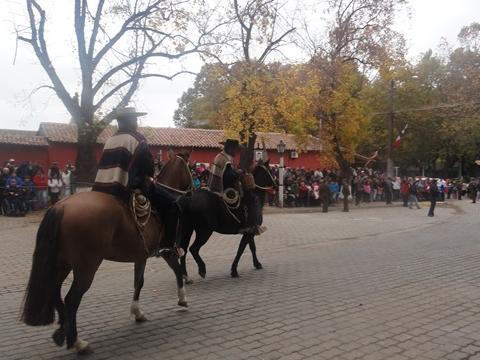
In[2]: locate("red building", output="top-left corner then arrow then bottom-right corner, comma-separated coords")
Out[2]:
0,122 -> 324,170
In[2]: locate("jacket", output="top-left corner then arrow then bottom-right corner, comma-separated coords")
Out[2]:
92,130 -> 153,198
207,151 -> 234,193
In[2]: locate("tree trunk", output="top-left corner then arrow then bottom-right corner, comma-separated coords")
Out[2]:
333,139 -> 352,212
75,123 -> 102,184
240,133 -> 257,172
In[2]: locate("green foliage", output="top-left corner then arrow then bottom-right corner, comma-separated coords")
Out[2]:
360,35 -> 480,176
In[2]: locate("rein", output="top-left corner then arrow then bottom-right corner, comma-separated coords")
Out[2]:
158,182 -> 192,195
255,184 -> 274,190
254,165 -> 275,191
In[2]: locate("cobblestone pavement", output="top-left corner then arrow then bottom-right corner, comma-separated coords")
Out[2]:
2,200 -> 480,359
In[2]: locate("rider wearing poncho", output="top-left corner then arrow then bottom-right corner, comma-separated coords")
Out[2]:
207,139 -> 266,235
92,107 -> 181,255
207,139 -> 239,194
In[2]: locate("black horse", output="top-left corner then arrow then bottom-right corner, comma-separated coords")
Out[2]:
179,160 -> 276,281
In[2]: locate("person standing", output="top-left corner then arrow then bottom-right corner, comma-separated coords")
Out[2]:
408,179 -> 421,209
33,168 -> 48,208
400,178 -> 409,207
62,167 -> 72,197
48,171 -> 63,205
341,179 -> 351,212
384,177 -> 393,205
392,177 -> 401,201
468,179 -> 478,203
428,179 -> 439,217
319,180 -> 331,213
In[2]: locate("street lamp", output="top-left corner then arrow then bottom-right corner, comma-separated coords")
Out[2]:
276,140 -> 286,208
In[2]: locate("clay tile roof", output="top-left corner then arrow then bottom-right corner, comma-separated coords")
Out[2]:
0,129 -> 48,146
37,122 -> 321,151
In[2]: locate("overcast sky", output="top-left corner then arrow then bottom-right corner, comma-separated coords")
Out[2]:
1,0 -> 480,131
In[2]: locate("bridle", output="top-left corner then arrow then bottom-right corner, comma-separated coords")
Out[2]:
254,165 -> 276,191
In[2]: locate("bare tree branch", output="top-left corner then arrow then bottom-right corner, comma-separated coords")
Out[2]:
258,27 -> 296,63
88,0 -> 106,57
92,0 -> 164,68
20,0 -> 79,118
94,70 -> 196,111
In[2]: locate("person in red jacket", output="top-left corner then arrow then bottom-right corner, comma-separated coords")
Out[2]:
33,167 -> 48,209
400,178 -> 409,207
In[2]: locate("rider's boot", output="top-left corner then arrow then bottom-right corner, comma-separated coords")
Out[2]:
155,204 -> 180,257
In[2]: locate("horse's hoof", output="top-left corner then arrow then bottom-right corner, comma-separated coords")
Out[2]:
74,339 -> 92,355
178,301 -> 189,307
254,263 -> 263,270
135,314 -> 147,322
52,328 -> 65,347
199,272 -> 206,279
77,345 -> 93,356
231,271 -> 239,278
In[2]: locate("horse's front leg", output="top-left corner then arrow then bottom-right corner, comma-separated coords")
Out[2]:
163,253 -> 188,307
248,235 -> 263,269
179,222 -> 194,284
231,234 -> 250,278
131,259 -> 147,322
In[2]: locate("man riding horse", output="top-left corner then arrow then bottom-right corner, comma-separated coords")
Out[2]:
92,106 -> 182,255
207,139 -> 266,236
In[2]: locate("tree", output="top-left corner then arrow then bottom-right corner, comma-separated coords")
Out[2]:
302,0 -> 407,211
18,0 -> 219,181
174,0 -> 296,170
360,41 -> 480,178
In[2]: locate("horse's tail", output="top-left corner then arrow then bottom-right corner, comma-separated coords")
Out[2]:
21,206 -> 64,326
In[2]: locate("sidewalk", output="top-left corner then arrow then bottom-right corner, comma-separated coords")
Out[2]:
263,199 -> 457,214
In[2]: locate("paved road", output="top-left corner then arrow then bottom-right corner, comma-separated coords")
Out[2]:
1,201 -> 480,360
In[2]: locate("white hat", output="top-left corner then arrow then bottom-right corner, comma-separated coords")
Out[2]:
114,107 -> 147,119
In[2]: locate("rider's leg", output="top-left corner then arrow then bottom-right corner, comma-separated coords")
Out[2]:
240,191 -> 266,235
149,185 -> 181,256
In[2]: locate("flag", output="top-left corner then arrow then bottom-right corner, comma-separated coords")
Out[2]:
392,123 -> 408,149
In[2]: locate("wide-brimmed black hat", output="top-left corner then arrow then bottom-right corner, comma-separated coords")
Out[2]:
219,139 -> 240,148
114,106 -> 147,120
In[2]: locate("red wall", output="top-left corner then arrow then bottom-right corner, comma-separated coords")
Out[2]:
266,151 -> 323,170
0,144 -> 50,169
150,146 -> 324,169
47,143 -> 79,168
1,143 -> 324,170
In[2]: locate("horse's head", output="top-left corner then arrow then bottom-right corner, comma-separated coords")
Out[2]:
157,153 -> 193,192
252,159 -> 277,191
176,148 -> 192,163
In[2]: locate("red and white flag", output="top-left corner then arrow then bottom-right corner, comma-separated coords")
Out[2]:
392,123 -> 408,149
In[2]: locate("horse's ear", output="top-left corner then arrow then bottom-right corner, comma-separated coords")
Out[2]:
168,149 -> 175,160
264,159 -> 270,167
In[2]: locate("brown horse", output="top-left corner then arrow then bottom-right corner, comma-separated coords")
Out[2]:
21,153 -> 193,354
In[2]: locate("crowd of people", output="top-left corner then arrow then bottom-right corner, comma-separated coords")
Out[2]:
3,155 -> 478,217
243,166 -> 474,210
1,159 -> 76,216
178,162 -> 478,212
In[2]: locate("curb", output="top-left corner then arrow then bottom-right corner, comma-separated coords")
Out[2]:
263,201 -> 453,215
